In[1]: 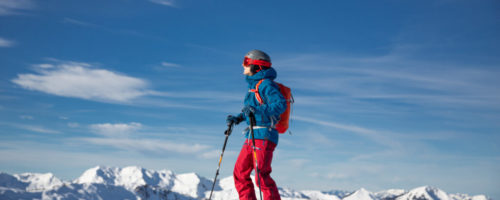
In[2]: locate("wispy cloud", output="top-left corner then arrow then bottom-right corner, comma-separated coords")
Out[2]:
1,122 -> 60,134
153,61 -> 182,71
12,60 -> 150,102
0,0 -> 34,16
82,122 -> 218,158
149,0 -> 177,8
67,122 -> 79,128
90,122 -> 142,137
62,18 -> 99,28
161,61 -> 180,68
21,125 -> 60,134
62,18 -> 169,42
294,116 -> 377,136
0,37 -> 15,47
293,116 -> 402,149
81,137 -> 210,154
10,59 -> 242,111
277,51 -> 500,113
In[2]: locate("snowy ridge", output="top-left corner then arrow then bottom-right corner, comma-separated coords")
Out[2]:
344,188 -> 376,200
0,166 -> 492,200
74,166 -> 175,191
0,172 -> 62,192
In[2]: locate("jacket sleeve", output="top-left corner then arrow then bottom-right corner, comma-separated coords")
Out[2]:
237,112 -> 246,121
254,80 -> 287,117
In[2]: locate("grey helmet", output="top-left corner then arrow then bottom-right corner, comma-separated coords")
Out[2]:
244,50 -> 272,73
245,49 -> 271,63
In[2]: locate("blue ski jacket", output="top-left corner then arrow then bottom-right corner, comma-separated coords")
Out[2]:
238,68 -> 286,145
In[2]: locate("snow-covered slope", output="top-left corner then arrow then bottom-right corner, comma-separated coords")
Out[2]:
344,188 -> 377,200
397,186 -> 449,200
75,166 -> 175,191
0,166 -> 491,200
375,189 -> 407,200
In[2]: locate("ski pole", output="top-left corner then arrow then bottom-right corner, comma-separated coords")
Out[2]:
208,122 -> 234,200
249,113 -> 263,200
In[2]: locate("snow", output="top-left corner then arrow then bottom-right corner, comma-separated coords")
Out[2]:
173,172 -> 213,198
301,190 -> 342,200
397,186 -> 450,200
74,165 -> 175,191
0,172 -> 62,192
0,166 -> 491,200
344,188 -> 376,200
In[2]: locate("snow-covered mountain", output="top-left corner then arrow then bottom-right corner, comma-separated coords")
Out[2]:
0,166 -> 491,200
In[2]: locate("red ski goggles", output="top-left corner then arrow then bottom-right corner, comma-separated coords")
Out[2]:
243,57 -> 272,68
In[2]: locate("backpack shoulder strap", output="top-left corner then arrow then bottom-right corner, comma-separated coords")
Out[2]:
250,79 -> 265,105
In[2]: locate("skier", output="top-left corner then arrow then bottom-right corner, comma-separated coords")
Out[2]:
226,49 -> 287,200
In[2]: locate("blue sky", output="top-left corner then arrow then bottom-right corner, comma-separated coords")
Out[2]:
1,0 -> 499,198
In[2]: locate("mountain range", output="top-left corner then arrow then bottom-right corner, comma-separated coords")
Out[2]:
0,166 -> 490,200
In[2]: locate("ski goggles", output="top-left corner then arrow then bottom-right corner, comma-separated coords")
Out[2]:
243,57 -> 272,68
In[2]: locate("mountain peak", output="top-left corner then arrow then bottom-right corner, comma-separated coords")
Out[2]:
173,172 -> 214,198
0,167 -> 490,200
375,189 -> 406,199
74,165 -> 119,185
0,172 -> 62,192
74,165 -> 176,190
397,186 -> 449,200
344,188 -> 375,200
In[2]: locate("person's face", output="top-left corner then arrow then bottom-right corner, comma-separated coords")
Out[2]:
243,64 -> 253,76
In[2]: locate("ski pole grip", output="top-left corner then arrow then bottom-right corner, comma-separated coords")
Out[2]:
224,122 -> 234,136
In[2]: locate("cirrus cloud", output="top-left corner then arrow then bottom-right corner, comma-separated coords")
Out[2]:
12,61 -> 149,102
90,122 -> 142,137
0,37 -> 15,47
149,0 -> 176,7
0,0 -> 34,15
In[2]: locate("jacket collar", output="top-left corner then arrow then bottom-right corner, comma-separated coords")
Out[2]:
245,68 -> 277,87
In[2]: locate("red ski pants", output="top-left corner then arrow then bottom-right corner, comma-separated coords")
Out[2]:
233,139 -> 281,200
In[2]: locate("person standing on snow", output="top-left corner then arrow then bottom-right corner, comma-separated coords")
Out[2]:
226,49 -> 286,200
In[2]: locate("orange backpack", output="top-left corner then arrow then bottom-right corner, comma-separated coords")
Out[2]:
251,79 -> 294,134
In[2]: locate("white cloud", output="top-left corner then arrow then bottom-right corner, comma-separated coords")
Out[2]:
2,122 -> 61,134
153,61 -> 182,71
294,116 -> 402,149
22,125 -> 60,134
90,122 -> 142,137
294,116 -> 376,136
11,60 -> 241,110
67,122 -> 79,128
150,0 -> 176,7
12,61 -> 150,102
0,37 -> 15,47
0,0 -> 34,15
85,122 -> 217,157
161,61 -> 180,68
277,53 -> 500,110
62,18 -> 98,28
82,137 -> 211,155
33,64 -> 55,69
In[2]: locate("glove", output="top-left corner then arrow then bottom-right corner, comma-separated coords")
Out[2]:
226,114 -> 244,126
242,105 -> 256,117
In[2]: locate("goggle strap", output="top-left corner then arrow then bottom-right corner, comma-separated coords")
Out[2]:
244,57 -> 272,67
